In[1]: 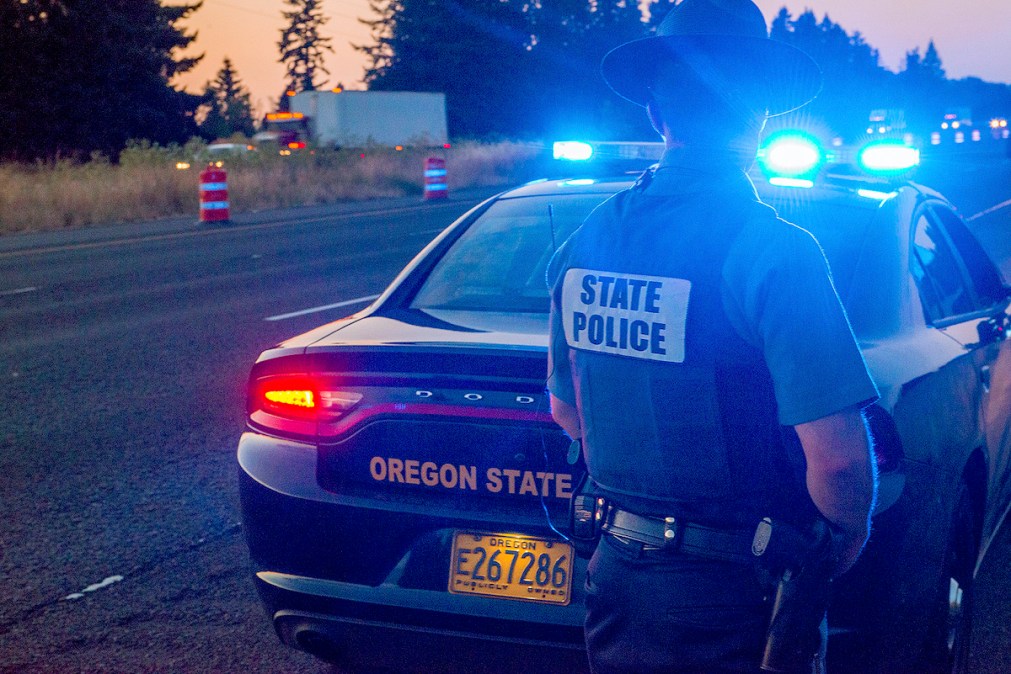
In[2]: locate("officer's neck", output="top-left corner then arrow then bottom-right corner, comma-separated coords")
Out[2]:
663,137 -> 760,172
661,128 -> 759,172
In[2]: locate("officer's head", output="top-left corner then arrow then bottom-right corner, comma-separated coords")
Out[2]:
601,0 -> 822,154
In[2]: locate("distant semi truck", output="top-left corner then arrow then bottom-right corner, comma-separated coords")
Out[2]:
866,109 -> 906,136
259,91 -> 448,151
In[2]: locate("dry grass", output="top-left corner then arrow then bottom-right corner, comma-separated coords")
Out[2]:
0,140 -> 547,235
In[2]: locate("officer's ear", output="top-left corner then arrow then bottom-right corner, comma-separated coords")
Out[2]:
646,97 -> 665,139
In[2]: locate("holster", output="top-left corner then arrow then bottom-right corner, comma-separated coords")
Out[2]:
568,468 -> 605,558
752,518 -> 837,673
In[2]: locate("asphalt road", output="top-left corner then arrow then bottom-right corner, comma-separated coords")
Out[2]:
0,193 -> 495,673
0,151 -> 1009,674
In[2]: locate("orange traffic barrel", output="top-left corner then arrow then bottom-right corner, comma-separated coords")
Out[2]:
423,157 -> 447,200
199,165 -> 230,223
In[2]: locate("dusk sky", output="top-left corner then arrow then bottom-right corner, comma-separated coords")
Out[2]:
174,0 -> 1011,116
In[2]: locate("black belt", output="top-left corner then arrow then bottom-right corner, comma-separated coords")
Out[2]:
601,506 -> 757,564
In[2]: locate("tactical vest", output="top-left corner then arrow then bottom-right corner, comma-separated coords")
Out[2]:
556,172 -> 817,528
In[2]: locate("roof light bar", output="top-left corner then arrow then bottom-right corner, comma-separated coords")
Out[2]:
857,142 -> 920,173
553,141 -> 594,161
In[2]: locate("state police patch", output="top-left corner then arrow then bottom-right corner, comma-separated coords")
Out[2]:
561,268 -> 691,363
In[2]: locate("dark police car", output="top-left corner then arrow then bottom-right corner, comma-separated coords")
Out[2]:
238,135 -> 1011,673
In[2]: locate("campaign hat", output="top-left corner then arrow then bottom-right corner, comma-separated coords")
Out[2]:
601,0 -> 822,116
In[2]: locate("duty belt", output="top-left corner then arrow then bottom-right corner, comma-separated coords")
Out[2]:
601,506 -> 756,563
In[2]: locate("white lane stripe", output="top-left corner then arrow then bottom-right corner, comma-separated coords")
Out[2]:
967,198 -> 1011,222
264,294 -> 380,321
0,286 -> 38,297
63,575 -> 124,601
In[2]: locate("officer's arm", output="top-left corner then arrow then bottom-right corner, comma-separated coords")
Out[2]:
794,405 -> 877,575
550,394 -> 581,440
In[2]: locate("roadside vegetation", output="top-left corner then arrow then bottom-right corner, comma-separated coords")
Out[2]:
0,140 -> 545,235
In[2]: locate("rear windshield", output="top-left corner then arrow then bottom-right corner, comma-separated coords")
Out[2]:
411,194 -> 608,313
411,188 -> 881,316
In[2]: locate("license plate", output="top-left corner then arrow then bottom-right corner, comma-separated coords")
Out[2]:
449,532 -> 573,605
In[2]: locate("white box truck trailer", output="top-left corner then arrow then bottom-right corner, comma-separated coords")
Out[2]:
262,91 -> 448,150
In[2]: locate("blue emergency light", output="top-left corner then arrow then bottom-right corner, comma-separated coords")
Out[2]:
553,141 -> 594,161
757,131 -> 825,185
856,142 -> 920,174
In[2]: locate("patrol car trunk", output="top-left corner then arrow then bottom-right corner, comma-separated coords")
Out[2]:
309,339 -> 574,524
246,310 -> 577,584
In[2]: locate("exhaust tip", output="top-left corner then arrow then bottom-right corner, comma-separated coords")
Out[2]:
294,628 -> 343,663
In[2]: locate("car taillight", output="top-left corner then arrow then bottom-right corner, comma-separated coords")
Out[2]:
264,388 -> 315,409
250,375 -> 363,437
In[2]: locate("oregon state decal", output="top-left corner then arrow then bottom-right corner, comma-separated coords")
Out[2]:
562,268 -> 691,363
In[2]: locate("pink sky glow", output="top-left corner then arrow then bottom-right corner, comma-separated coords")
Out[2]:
173,0 -> 1011,117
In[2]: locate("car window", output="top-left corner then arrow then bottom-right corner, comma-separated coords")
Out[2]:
411,194 -> 606,313
929,205 -> 1007,308
910,208 -> 976,323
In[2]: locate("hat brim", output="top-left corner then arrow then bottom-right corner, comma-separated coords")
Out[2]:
601,35 -> 823,116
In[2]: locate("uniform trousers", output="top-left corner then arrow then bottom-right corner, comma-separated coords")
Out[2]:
584,531 -> 824,674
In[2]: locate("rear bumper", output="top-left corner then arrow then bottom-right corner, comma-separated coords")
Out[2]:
260,578 -> 588,672
238,431 -> 589,670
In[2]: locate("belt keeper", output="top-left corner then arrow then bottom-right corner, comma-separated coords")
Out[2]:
662,516 -> 680,549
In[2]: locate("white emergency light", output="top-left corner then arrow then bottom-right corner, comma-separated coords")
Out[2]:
857,143 -> 920,173
553,141 -> 594,161
757,131 -> 825,182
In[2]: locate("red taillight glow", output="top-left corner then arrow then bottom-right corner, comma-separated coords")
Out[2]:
264,389 -> 315,409
251,375 -> 364,435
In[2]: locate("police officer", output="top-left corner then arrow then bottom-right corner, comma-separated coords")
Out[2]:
546,1 -> 879,672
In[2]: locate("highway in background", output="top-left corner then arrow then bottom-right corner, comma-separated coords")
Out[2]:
0,152 -> 1008,672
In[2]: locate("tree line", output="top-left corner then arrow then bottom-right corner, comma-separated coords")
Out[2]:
2,0 -> 1010,162
361,1 -> 1011,141
0,0 -> 318,162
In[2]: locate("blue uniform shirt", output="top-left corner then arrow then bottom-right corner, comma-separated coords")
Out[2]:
547,150 -> 878,522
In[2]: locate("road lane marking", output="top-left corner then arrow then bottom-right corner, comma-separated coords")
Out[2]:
0,199 -> 471,259
63,575 -> 124,601
265,294 -> 381,321
968,198 -> 1011,222
0,286 -> 38,297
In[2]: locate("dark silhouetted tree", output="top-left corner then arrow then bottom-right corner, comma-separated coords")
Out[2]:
922,41 -> 945,80
199,57 -> 256,139
360,0 -> 533,138
0,0 -> 202,162
898,40 -> 949,132
279,0 -> 333,92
